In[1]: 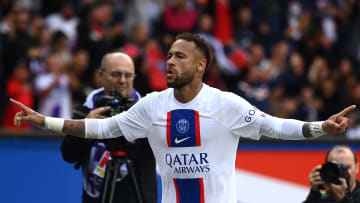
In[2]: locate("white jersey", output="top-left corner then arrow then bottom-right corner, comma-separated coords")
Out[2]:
34,73 -> 72,118
111,84 -> 265,203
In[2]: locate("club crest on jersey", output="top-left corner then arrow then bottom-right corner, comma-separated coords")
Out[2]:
176,119 -> 189,134
166,109 -> 201,147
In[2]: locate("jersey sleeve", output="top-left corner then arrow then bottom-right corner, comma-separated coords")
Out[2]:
113,93 -> 154,142
221,92 -> 265,140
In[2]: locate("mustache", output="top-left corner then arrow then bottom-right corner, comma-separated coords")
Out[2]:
167,66 -> 176,74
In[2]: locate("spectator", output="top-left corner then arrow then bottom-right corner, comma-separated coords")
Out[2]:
2,9 -> 35,80
34,52 -> 72,118
2,61 -> 34,130
304,144 -> 360,202
67,49 -> 90,107
61,52 -> 157,203
163,0 -> 199,34
45,2 -> 79,48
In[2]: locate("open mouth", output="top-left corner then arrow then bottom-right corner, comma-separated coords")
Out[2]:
167,68 -> 175,77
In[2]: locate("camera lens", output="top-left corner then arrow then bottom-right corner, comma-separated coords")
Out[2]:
320,162 -> 348,185
320,163 -> 340,183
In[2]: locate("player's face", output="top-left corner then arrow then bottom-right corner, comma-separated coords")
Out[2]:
327,148 -> 359,189
167,39 -> 201,89
101,54 -> 135,96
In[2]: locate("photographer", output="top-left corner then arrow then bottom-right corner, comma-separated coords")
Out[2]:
304,144 -> 360,203
61,52 -> 157,203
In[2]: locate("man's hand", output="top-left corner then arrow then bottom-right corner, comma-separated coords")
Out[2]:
323,105 -> 356,134
309,165 -> 324,191
11,98 -> 86,137
10,98 -> 45,128
324,178 -> 348,202
86,106 -> 111,119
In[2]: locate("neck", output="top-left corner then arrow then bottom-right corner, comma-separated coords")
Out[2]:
174,82 -> 203,103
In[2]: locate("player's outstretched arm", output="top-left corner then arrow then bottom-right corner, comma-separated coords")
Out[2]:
302,105 -> 356,138
10,98 -> 86,137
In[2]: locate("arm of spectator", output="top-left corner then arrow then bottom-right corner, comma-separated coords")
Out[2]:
86,106 -> 111,119
37,75 -> 60,98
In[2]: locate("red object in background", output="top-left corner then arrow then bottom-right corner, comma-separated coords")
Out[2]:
123,44 -> 141,59
228,49 -> 249,70
214,0 -> 233,44
236,150 -> 360,187
2,78 -> 34,130
163,5 -> 198,33
148,65 -> 168,91
146,43 -> 168,91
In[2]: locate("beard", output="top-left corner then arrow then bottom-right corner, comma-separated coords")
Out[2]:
167,71 -> 194,89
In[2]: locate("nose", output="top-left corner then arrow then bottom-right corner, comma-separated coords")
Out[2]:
118,75 -> 126,83
167,56 -> 175,68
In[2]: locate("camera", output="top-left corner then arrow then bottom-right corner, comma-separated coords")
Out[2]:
94,90 -> 136,152
320,161 -> 349,185
95,90 -> 135,117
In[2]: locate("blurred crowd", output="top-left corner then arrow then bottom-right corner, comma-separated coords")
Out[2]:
1,0 -> 360,139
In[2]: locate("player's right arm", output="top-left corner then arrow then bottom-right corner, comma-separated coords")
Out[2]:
11,92 -> 152,140
11,98 -> 87,137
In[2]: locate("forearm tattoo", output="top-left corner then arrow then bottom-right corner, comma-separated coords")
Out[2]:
63,120 -> 86,137
302,122 -> 312,138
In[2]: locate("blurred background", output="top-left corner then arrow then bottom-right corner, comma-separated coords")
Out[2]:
1,0 -> 360,202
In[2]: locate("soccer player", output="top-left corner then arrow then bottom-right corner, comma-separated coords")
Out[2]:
11,33 -> 355,203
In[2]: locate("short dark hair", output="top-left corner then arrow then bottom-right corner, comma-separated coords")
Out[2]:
175,32 -> 213,71
325,144 -> 358,164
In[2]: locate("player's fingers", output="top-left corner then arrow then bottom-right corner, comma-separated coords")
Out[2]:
339,117 -> 349,127
325,120 -> 344,133
14,111 -> 26,126
10,98 -> 30,112
337,105 -> 356,117
14,112 -> 21,126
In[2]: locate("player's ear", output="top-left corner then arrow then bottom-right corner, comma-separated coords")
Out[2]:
197,58 -> 206,73
99,69 -> 103,76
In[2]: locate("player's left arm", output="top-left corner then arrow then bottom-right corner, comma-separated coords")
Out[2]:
302,105 -> 356,138
260,105 -> 356,139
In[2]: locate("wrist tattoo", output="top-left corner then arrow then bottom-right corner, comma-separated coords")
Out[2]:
302,122 -> 326,138
63,120 -> 85,137
302,123 -> 313,138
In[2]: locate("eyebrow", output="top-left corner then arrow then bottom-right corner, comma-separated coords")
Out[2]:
168,51 -> 186,56
110,70 -> 134,73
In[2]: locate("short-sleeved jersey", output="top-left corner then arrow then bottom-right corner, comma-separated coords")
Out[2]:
113,84 -> 265,203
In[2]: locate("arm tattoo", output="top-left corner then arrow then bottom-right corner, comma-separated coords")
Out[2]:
63,120 -> 86,137
302,122 -> 313,138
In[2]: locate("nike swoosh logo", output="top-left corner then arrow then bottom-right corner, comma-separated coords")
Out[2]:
174,137 -> 190,144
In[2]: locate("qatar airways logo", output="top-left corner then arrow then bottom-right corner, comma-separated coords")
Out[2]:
165,152 -> 210,174
176,119 -> 190,134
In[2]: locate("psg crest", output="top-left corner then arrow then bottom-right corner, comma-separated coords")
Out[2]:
176,119 -> 190,134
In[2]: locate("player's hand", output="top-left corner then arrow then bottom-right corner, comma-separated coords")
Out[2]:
10,98 -> 45,127
309,165 -> 324,191
324,178 -> 347,201
86,106 -> 111,119
323,105 -> 356,134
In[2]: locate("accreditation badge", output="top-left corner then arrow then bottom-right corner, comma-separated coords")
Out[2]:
93,150 -> 111,178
